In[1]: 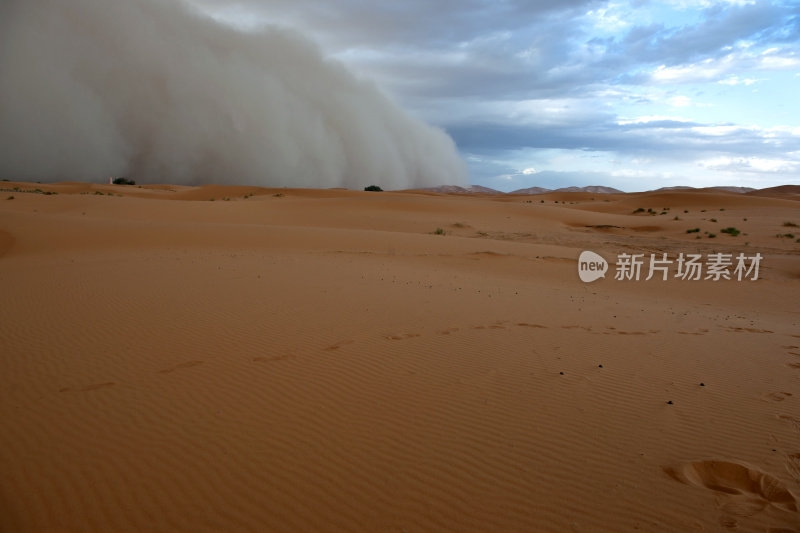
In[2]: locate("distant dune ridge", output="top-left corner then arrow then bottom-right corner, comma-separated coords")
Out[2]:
0,0 -> 466,189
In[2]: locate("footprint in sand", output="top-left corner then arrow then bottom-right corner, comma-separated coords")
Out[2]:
764,391 -> 793,402
726,327 -> 774,334
159,360 -> 204,373
664,460 -> 798,517
778,415 -> 800,433
324,340 -> 354,351
383,333 -> 421,341
59,382 -> 116,392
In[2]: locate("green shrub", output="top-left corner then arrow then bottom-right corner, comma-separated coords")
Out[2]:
112,177 -> 135,185
364,185 -> 383,192
686,228 -> 700,233
720,227 -> 740,236
784,221 -> 798,227
433,228 -> 445,235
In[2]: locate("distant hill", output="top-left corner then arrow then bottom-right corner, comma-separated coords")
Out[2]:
419,185 -> 504,194
653,186 -> 694,191
709,186 -> 756,193
509,185 -> 623,194
653,185 -> 755,193
509,186 -> 552,194
419,184 -> 795,196
745,185 -> 800,199
554,185 -> 623,194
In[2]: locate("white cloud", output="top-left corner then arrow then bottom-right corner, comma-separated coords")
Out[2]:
718,76 -> 759,86
616,115 -> 692,125
699,156 -> 799,173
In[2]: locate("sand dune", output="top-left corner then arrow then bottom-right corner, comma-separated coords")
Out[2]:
1,181 -> 799,532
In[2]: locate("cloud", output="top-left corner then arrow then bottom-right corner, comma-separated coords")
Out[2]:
0,0 -> 466,188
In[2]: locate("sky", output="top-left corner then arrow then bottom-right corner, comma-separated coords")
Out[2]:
193,0 -> 800,192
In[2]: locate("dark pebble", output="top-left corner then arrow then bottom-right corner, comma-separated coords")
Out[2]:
598,364 -> 603,368
700,382 -> 705,387
559,371 -> 564,375
667,400 -> 673,405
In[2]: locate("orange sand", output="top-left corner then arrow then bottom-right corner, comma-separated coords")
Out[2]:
1,181 -> 799,532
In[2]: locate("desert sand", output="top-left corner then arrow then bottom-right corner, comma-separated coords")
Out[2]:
1,181 -> 799,532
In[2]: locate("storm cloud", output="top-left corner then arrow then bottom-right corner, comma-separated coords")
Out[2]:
0,0 -> 467,189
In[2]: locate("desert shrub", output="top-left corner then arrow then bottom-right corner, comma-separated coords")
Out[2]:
433,228 -> 445,235
720,227 -> 740,236
784,221 -> 798,227
686,228 -> 700,233
112,177 -> 135,185
364,185 -> 383,192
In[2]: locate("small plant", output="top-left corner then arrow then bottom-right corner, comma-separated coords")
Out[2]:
364,185 -> 383,192
720,227 -> 740,236
633,208 -> 645,214
452,222 -> 467,228
112,177 -> 135,185
785,233 -> 795,239
784,221 -> 798,227
433,227 -> 445,235
6,195 -> 13,200
673,216 -> 680,220
273,193 -> 284,198
686,228 -> 700,233
701,209 -> 706,212
720,208 -> 725,211
684,210 -> 689,213
659,211 -> 667,215
540,200 -> 544,203
710,218 -> 717,222
743,218 -> 747,221
708,233 -> 716,238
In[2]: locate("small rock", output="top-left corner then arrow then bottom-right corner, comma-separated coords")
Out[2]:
700,382 -> 705,387
559,371 -> 564,375
667,400 -> 673,405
